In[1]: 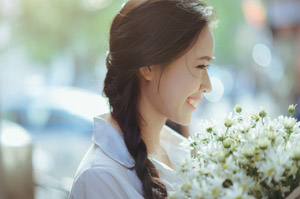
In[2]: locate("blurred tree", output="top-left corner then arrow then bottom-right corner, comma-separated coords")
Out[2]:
15,0 -> 121,65
7,0 -> 247,89
9,0 -> 128,87
14,0 -> 245,66
208,0 -> 245,66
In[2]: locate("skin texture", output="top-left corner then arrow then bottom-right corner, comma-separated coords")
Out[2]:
106,25 -> 214,167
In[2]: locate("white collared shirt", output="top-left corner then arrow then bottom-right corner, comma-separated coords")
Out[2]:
68,116 -> 189,199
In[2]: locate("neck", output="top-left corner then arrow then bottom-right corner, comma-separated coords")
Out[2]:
138,93 -> 167,155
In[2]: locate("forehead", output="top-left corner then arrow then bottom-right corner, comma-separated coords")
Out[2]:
187,26 -> 215,60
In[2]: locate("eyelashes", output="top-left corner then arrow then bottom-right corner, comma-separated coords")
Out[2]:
196,64 -> 210,69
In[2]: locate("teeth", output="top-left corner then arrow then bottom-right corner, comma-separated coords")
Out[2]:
187,98 -> 198,107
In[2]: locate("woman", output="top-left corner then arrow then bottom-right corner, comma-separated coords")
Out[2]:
69,0 -> 215,198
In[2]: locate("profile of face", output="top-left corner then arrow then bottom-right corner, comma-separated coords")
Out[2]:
139,25 -> 214,126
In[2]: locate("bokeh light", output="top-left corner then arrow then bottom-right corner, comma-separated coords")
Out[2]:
252,43 -> 272,67
0,120 -> 32,147
204,76 -> 224,102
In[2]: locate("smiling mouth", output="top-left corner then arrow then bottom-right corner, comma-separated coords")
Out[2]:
186,97 -> 201,110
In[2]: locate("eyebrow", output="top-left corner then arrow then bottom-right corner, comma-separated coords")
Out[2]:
197,56 -> 216,61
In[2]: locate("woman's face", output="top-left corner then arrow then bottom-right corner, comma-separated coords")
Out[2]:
141,25 -> 214,126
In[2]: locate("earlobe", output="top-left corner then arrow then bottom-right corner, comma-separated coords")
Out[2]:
139,66 -> 153,81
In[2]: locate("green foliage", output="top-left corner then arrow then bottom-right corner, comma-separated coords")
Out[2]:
14,0 -> 124,65
207,0 -> 245,66
12,0 -> 245,67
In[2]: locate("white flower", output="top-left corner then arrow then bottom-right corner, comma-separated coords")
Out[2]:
256,160 -> 284,184
172,105 -> 300,199
224,112 -> 234,128
266,130 -> 276,141
292,146 -> 300,160
216,150 -> 227,162
203,175 -> 225,198
234,104 -> 242,113
255,147 -> 289,184
272,146 -> 292,166
223,183 -> 255,199
232,171 -> 256,193
257,137 -> 271,149
279,116 -> 297,130
179,135 -> 196,151
240,144 -> 255,158
289,133 -> 300,145
197,141 -> 223,161
235,120 -> 251,134
288,104 -> 297,114
259,107 -> 267,118
223,137 -> 234,148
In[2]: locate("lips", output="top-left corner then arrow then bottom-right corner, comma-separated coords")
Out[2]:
186,97 -> 202,110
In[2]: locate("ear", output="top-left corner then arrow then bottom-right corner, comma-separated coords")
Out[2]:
139,65 -> 154,81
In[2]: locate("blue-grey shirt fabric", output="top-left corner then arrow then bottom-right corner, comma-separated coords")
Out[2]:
68,115 -> 189,199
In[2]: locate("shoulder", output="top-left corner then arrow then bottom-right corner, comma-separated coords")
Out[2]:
74,144 -> 124,175
69,166 -> 144,199
70,167 -> 122,198
69,145 -> 143,199
75,166 -> 124,187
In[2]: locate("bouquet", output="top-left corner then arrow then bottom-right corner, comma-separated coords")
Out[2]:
170,105 -> 300,199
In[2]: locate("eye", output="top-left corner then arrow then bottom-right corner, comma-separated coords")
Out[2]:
196,64 -> 210,69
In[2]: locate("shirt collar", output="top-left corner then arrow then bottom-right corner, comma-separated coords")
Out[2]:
92,116 -> 135,169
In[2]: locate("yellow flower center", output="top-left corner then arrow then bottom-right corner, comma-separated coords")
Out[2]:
267,168 -> 277,177
222,163 -> 227,169
242,184 -> 246,192
212,187 -> 218,196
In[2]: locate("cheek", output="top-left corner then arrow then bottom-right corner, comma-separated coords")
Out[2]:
164,78 -> 196,103
163,66 -> 197,97
157,73 -> 200,122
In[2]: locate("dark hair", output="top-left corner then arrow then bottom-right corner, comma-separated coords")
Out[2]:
103,0 -> 215,198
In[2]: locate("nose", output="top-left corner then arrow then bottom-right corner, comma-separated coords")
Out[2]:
199,70 -> 212,93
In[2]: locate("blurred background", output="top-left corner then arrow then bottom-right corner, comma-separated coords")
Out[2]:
0,0 -> 299,198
